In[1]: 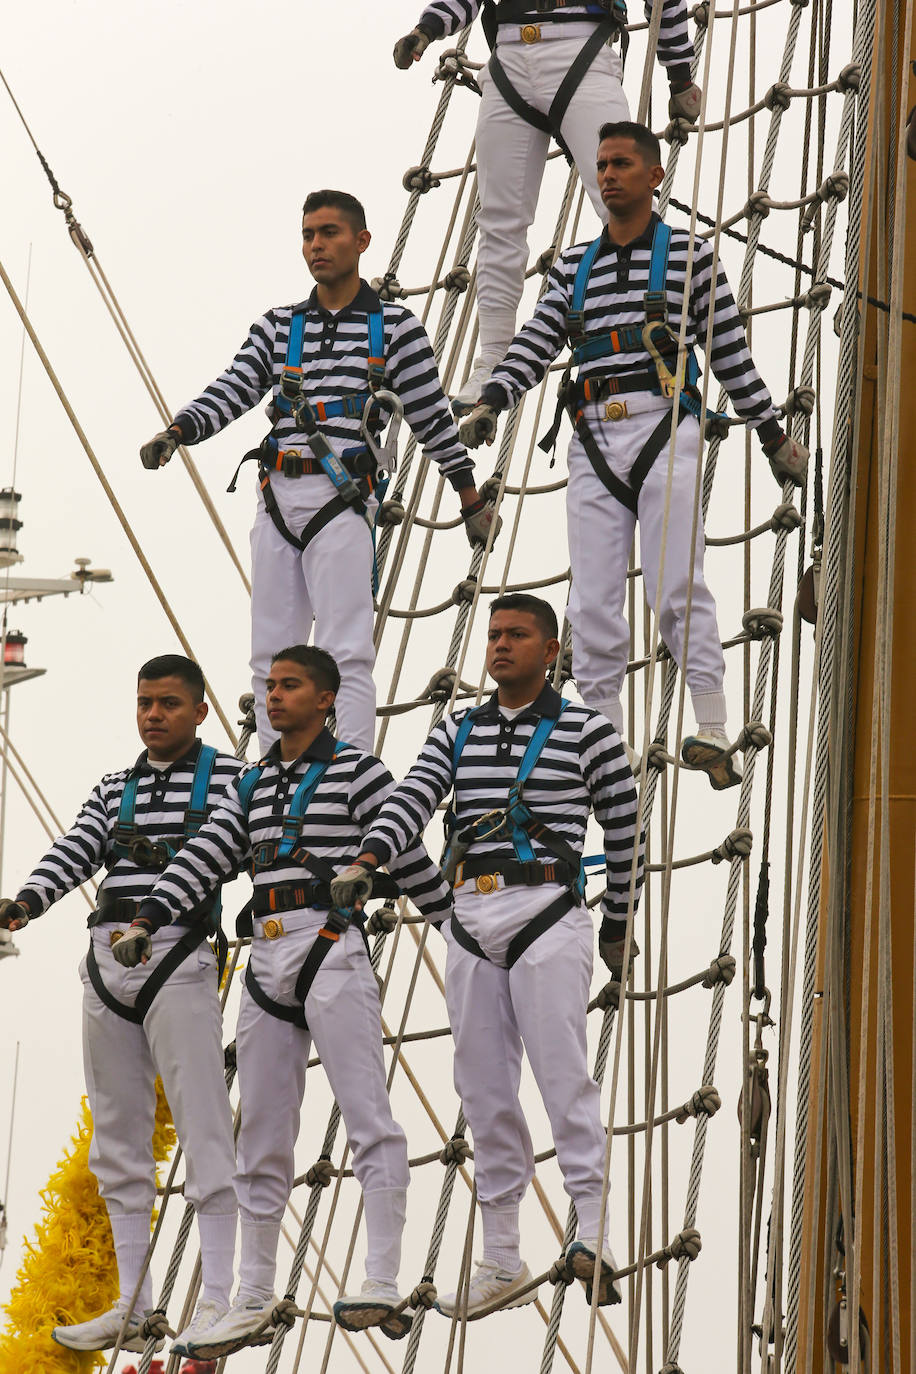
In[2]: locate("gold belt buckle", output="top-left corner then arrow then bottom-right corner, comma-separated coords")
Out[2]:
520,23 -> 541,42
475,873 -> 499,894
262,917 -> 286,940
110,930 -> 124,947
605,400 -> 628,422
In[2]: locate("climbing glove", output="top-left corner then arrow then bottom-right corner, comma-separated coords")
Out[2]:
112,922 -> 153,968
462,497 -> 502,548
140,429 -> 180,470
668,80 -> 703,123
763,433 -> 809,487
0,898 -> 28,931
330,862 -> 376,910
393,25 -> 432,69
458,403 -> 499,450
598,922 -> 640,982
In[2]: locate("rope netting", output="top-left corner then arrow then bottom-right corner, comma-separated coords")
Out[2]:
0,0 -> 877,1370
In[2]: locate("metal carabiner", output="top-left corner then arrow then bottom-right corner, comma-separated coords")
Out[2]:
360,389 -> 404,476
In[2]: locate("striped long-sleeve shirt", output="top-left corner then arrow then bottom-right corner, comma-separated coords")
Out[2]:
15,741 -> 243,919
482,212 -> 780,436
139,728 -> 453,930
171,281 -> 475,491
418,0 -> 694,78
360,683 -> 643,921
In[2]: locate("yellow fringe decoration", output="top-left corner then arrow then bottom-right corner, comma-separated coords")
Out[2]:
0,1081 -> 177,1373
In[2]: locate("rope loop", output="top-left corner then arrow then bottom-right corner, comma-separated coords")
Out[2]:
738,720 -> 773,752
306,1155 -> 335,1188
271,1297 -> 299,1328
370,273 -> 405,302
367,902 -> 398,936
534,246 -> 557,275
549,1255 -> 575,1286
402,165 -> 441,195
763,82 -> 792,113
451,578 -> 478,607
804,282 -> 833,310
433,48 -> 483,92
51,188 -> 72,212
425,667 -> 459,700
141,1309 -> 175,1340
784,384 -> 816,417
712,828 -> 754,864
744,190 -> 772,220
440,1135 -> 472,1165
837,62 -> 862,92
410,1279 -> 439,1309
656,1228 -> 703,1267
702,954 -> 737,988
742,607 -> 784,639
377,498 -> 406,528
770,501 -> 803,533
674,1084 -> 722,1123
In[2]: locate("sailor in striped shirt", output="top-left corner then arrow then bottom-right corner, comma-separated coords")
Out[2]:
394,0 -> 701,410
333,595 -> 642,1317
129,646 -> 453,1353
140,190 -> 494,756
0,656 -> 241,1358
461,122 -> 808,787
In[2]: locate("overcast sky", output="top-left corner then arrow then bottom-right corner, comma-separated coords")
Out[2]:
0,2 -> 854,1369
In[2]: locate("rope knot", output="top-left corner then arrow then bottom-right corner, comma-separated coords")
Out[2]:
535,246 -> 558,275
690,1 -> 710,26
744,190 -> 772,220
442,265 -> 471,293
784,385 -> 816,418
272,1297 -> 299,1327
704,413 -> 732,441
664,116 -> 693,147
763,82 -> 792,113
376,498 -> 405,528
712,829 -> 754,864
770,502 -> 802,533
425,667 -> 458,700
370,274 -> 405,302
141,1310 -> 174,1340
402,166 -> 440,194
675,1084 -> 722,1123
804,283 -> 833,311
237,692 -> 256,725
366,903 -> 398,936
434,49 -> 482,92
837,62 -> 861,92
738,721 -> 772,753
667,1228 -> 702,1263
410,1279 -> 439,1309
439,1135 -> 471,1165
818,172 -> 849,203
703,954 -> 737,988
306,1155 -> 335,1188
646,741 -> 669,772
548,1256 -> 574,1285
452,578 -> 478,607
742,607 -> 783,639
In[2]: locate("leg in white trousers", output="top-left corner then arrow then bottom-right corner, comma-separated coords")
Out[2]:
234,922 -> 409,1291
566,401 -> 727,728
249,477 -> 377,754
474,36 -> 628,362
79,927 -> 238,1309
444,909 -> 609,1236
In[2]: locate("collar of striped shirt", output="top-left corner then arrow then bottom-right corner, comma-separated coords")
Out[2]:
472,680 -> 564,722
129,736 -> 205,777
297,279 -> 383,320
598,209 -> 661,256
263,725 -> 338,767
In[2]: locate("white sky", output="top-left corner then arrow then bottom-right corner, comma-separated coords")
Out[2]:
0,2 -> 854,1370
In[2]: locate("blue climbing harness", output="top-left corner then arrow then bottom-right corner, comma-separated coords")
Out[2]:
238,742 -> 349,874
110,744 -> 219,870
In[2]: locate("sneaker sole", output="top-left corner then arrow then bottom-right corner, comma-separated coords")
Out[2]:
51,1330 -> 163,1354
333,1300 -> 412,1339
680,737 -> 742,790
186,1326 -> 276,1358
566,1245 -> 623,1307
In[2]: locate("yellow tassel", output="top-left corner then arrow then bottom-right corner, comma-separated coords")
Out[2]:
0,1082 -> 177,1372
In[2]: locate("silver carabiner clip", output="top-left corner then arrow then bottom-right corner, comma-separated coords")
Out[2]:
361,389 -> 404,476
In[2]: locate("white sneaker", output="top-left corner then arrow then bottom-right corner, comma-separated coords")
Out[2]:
680,728 -> 742,790
624,741 -> 642,776
171,1298 -> 229,1356
185,1292 -> 278,1358
452,362 -> 498,417
334,1278 -> 412,1341
565,1238 -> 622,1306
436,1259 -> 537,1318
51,1303 -> 161,1353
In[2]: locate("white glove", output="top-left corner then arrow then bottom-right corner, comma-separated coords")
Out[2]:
140,429 -> 180,470
668,81 -> 703,123
461,497 -> 502,547
458,403 -> 498,450
765,434 -> 809,487
393,26 -> 431,69
112,923 -> 153,968
0,898 -> 28,932
330,862 -> 376,910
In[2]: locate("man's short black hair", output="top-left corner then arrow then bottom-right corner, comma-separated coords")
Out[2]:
302,190 -> 367,233
597,120 -> 663,166
271,645 -> 341,697
137,654 -> 205,702
489,594 -> 559,641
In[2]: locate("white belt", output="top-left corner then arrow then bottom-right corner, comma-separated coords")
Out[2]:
580,391 -> 674,422
252,908 -> 327,941
496,21 -> 606,45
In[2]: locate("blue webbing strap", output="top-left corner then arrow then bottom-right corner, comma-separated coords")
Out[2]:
367,309 -> 386,389
184,745 -> 217,837
451,708 -> 481,771
568,236 -> 603,336
647,221 -> 671,296
115,775 -> 140,832
507,707 -> 566,862
287,309 -> 306,368
276,308 -> 385,415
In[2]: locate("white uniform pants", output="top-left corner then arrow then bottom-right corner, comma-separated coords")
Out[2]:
234,915 -> 408,1258
79,924 -> 237,1217
475,30 -> 629,359
566,398 -> 727,724
249,475 -> 377,754
442,901 -> 609,1219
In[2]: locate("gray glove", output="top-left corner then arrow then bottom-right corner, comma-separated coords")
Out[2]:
112,923 -> 153,968
0,898 -> 28,932
461,497 -> 502,548
458,403 -> 498,450
765,433 -> 809,487
599,931 -> 639,982
140,429 -> 180,470
668,81 -> 703,123
393,25 -> 431,69
330,862 -> 376,910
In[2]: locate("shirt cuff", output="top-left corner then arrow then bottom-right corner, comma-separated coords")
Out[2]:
136,898 -> 173,933
418,13 -> 445,38
15,889 -> 44,919
668,63 -> 693,88
362,838 -> 393,867
756,416 -> 784,447
170,415 -> 196,445
446,461 -> 476,492
599,915 -> 629,942
480,381 -> 510,412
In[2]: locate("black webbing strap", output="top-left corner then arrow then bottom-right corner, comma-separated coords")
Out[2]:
244,961 -> 309,1029
449,891 -> 574,970
576,406 -> 685,513
243,914 -> 369,1031
457,855 -> 578,888
85,924 -> 208,1026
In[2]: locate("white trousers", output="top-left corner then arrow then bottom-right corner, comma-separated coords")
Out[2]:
249,475 -> 377,754
234,915 -> 409,1281
474,32 -> 628,359
566,399 -> 727,724
442,904 -> 609,1220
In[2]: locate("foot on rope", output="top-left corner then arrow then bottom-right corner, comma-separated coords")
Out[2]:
565,1239 -> 623,1307
680,730 -> 743,790
333,1279 -> 413,1340
51,1303 -> 165,1354
185,1293 -> 277,1358
171,1299 -> 229,1358
436,1259 -> 538,1318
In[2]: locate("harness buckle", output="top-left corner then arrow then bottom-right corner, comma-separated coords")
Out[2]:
475,873 -> 499,894
262,917 -> 286,940
279,365 -> 304,403
280,450 -> 305,478
109,930 -> 125,947
604,400 -> 628,422
520,22 -> 542,41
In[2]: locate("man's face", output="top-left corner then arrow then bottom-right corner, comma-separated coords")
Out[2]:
265,660 -> 335,734
486,610 -> 559,688
301,206 -> 370,285
596,138 -> 664,216
136,676 -> 207,761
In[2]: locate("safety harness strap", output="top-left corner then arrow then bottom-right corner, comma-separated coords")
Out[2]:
275,308 -> 387,418
576,405 -> 686,513
449,891 -> 574,969
85,924 -> 209,1026
243,910 -> 368,1030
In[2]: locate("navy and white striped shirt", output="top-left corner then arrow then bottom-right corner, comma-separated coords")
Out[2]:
171,282 -> 475,491
483,213 -> 780,433
418,0 -> 694,76
15,741 -> 243,919
140,729 -> 453,929
361,684 -> 643,920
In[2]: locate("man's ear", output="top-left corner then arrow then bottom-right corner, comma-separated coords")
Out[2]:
544,637 -> 561,668
649,162 -> 665,191
195,700 -> 209,727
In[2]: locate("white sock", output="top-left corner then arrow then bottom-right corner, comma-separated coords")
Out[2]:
691,690 -> 727,734
363,1188 -> 407,1287
237,1217 -> 281,1302
575,1196 -> 609,1244
197,1211 -> 237,1308
480,1203 -> 521,1274
109,1211 -> 153,1314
